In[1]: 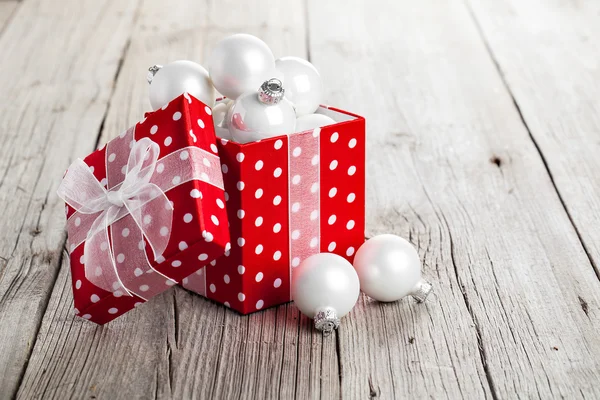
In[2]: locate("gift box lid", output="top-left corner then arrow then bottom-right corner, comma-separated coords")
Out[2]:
60,93 -> 231,324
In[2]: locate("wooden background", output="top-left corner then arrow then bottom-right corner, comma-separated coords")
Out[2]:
1,0 -> 599,398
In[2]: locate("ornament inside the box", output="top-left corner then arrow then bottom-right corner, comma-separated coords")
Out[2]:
146,34 -> 336,145
148,60 -> 215,110
228,78 -> 296,143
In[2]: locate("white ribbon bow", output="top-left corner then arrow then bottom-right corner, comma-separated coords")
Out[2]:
58,137 -> 172,296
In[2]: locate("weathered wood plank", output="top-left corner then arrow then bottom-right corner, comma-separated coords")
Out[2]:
0,0 -> 140,397
0,1 -> 18,36
309,0 -> 600,398
466,1 -> 600,275
16,1 -> 340,399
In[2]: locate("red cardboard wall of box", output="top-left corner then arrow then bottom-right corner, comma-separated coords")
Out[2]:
180,104 -> 366,314
63,93 -> 364,323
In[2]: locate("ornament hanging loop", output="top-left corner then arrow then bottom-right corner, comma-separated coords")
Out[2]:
410,279 -> 433,303
147,64 -> 163,84
314,307 -> 340,335
258,78 -> 285,105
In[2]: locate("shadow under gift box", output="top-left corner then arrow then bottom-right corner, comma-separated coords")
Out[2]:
181,105 -> 366,314
64,94 -> 230,324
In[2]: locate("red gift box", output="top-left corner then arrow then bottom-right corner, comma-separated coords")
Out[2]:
181,105 -> 365,314
59,94 -> 230,324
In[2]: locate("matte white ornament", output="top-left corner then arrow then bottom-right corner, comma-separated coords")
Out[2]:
353,234 -> 432,302
275,57 -> 323,116
295,114 -> 336,133
292,253 -> 360,334
228,79 -> 296,144
208,34 -> 276,100
148,60 -> 215,110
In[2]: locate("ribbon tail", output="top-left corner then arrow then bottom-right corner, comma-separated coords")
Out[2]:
125,183 -> 173,261
84,208 -> 132,296
111,214 -> 176,300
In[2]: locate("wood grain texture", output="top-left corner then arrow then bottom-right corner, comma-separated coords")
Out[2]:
308,0 -> 600,398
0,1 -> 18,35
0,0 -> 140,397
466,0 -> 600,278
4,0 -> 600,398
16,1 -> 340,399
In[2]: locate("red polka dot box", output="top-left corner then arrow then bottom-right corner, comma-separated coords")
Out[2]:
58,93 -> 231,324
58,92 -> 365,323
180,103 -> 366,315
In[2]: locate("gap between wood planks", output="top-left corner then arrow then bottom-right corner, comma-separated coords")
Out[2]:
460,1 -> 600,398
9,11 -> 139,400
463,0 -> 600,283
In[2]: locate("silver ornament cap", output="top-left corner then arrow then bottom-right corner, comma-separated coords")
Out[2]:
410,279 -> 433,303
314,307 -> 340,335
147,64 -> 163,84
258,78 -> 285,105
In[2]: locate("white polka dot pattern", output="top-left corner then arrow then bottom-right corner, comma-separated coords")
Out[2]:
64,93 -> 233,324
181,113 -> 364,315
68,97 -> 364,322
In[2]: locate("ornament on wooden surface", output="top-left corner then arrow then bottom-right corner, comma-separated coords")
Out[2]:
148,60 -> 215,110
353,234 -> 432,302
208,34 -> 277,100
292,253 -> 360,334
275,57 -> 323,116
228,78 -> 296,143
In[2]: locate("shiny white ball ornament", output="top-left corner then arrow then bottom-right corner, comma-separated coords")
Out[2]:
295,114 -> 336,133
292,253 -> 360,333
275,57 -> 323,116
149,60 -> 215,110
228,79 -> 296,144
208,34 -> 276,100
353,234 -> 432,302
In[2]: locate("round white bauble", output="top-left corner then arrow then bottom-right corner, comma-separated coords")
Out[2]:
228,89 -> 296,144
149,60 -> 214,110
353,234 -> 432,302
295,114 -> 336,133
292,253 -> 360,333
275,57 -> 323,116
208,34 -> 276,100
212,102 -> 230,128
213,102 -> 235,140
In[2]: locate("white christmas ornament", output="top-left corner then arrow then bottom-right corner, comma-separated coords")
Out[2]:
212,102 -> 229,127
353,234 -> 432,302
208,34 -> 276,100
292,253 -> 360,334
212,101 -> 234,140
295,114 -> 336,133
228,78 -> 296,144
275,57 -> 323,116
148,61 -> 215,110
